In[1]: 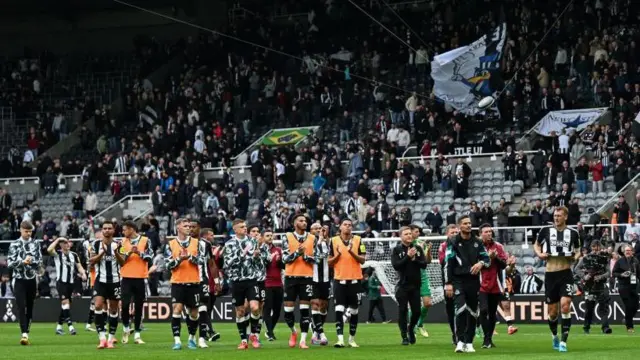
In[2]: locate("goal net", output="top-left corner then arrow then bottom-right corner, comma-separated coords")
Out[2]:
361,237 -> 448,305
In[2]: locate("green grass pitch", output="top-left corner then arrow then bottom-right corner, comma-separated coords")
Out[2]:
0,323 -> 636,359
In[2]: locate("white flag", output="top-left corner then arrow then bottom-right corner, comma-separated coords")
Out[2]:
534,108 -> 608,137
431,24 -> 507,114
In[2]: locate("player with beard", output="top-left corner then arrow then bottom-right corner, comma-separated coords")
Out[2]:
281,215 -> 316,349
477,224 -> 507,349
90,221 -> 126,349
310,223 -> 330,345
445,216 -> 490,353
534,206 -> 581,352
438,224 -> 459,345
408,224 -> 433,338
328,218 -> 366,348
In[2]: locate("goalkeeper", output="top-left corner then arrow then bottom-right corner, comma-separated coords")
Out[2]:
407,225 -> 433,338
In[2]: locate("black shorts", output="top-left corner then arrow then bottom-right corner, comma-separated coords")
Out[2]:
121,278 -> 147,302
94,282 -> 121,301
284,277 -> 313,302
544,269 -> 575,304
200,282 -> 211,303
57,281 -> 74,301
171,283 -> 201,309
312,282 -> 331,301
333,281 -> 362,309
256,281 -> 266,302
230,280 -> 260,307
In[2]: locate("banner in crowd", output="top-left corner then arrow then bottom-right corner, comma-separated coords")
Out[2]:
138,105 -> 158,127
1,295 -> 637,324
534,108 -> 608,136
430,23 -> 506,115
261,127 -> 317,147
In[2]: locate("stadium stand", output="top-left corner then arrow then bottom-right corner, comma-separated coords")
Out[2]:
1,0 -> 640,300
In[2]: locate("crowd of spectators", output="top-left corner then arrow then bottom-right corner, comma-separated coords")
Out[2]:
0,0 -> 639,253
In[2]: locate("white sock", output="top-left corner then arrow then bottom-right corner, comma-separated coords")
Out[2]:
349,335 -> 355,343
22,333 -> 28,338
99,332 -> 106,341
301,332 -> 307,343
68,325 -> 75,330
134,332 -> 141,339
56,324 -> 62,329
174,336 -> 181,344
108,334 -> 114,341
338,334 -> 344,342
123,326 -> 130,333
188,334 -> 196,342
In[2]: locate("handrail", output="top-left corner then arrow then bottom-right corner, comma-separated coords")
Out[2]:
0,177 -> 39,185
595,171 -> 640,215
0,223 -> 621,244
78,194 -> 151,231
0,150 -> 541,184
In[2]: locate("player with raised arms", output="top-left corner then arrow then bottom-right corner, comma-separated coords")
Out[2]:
163,218 -> 203,350
534,206 -> 581,352
47,237 -> 87,336
328,218 -> 366,348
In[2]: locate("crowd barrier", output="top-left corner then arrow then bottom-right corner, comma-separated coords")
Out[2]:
1,295 -> 637,324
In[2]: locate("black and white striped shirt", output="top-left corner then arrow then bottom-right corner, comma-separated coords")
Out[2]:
520,274 -> 543,294
198,239 -> 212,284
536,226 -> 580,257
92,241 -> 121,284
313,238 -> 330,283
54,251 -> 80,283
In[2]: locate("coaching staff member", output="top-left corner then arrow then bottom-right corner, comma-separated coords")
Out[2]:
444,216 -> 490,353
7,221 -> 42,345
613,244 -> 640,332
391,226 -> 428,345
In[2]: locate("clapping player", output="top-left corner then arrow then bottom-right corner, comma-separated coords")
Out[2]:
281,215 -> 316,349
409,224 -> 433,338
534,206 -> 581,352
163,218 -> 203,350
223,219 -> 267,350
7,221 -> 42,345
477,224 -> 507,349
190,221 -> 219,348
89,221 -> 125,349
310,223 -> 331,345
47,237 -> 87,336
119,221 -> 153,345
249,225 -> 269,342
328,219 -> 366,348
391,227 -> 428,345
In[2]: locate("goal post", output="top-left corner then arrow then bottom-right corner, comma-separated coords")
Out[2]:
361,236 -> 448,305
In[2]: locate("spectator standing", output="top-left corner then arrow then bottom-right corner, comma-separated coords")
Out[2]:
71,192 -> 84,219
495,199 -> 509,244
574,158 -> 589,194
85,190 -> 98,217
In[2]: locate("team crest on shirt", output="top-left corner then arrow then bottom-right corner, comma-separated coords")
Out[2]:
93,290 -> 98,296
474,243 -> 478,248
